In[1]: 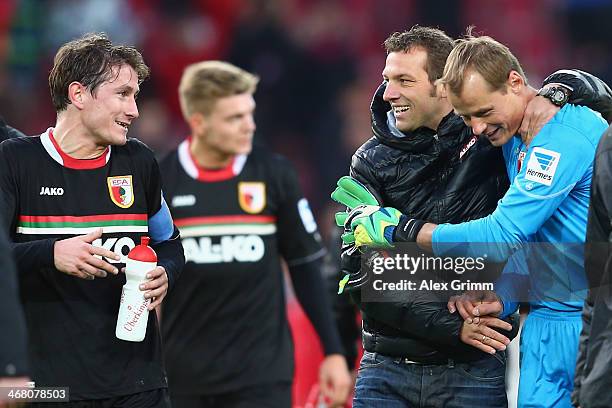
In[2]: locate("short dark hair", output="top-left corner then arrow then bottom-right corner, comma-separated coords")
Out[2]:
383,25 -> 454,84
49,33 -> 150,112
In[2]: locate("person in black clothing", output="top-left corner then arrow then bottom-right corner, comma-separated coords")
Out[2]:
0,121 -> 30,399
0,208 -> 30,400
0,33 -> 184,407
335,26 -> 612,407
573,124 -> 612,408
160,61 -> 351,408
0,117 -> 26,142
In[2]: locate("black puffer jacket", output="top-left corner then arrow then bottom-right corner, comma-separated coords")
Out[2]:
346,70 -> 612,363
573,124 -> 612,408
0,117 -> 26,143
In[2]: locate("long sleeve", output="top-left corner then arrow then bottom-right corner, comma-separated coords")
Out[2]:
572,291 -> 593,407
289,258 -> 344,355
584,126 -> 612,287
146,152 -> 185,289
434,106 -> 608,260
494,249 -> 530,318
0,139 -> 57,274
0,212 -> 29,377
323,229 -> 360,369
151,225 -> 184,290
341,244 -> 466,346
544,69 -> 612,123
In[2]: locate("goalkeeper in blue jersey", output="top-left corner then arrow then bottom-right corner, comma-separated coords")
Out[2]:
334,34 -> 609,408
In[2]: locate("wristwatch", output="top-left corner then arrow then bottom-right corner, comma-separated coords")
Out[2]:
537,85 -> 570,107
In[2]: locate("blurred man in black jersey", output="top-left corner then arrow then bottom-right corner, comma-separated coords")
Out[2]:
160,61 -> 351,408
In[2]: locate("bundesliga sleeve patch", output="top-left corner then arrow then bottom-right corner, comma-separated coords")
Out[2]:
298,198 -> 318,233
524,147 -> 560,186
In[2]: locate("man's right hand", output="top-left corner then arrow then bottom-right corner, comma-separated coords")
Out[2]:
53,228 -> 120,280
448,290 -> 503,323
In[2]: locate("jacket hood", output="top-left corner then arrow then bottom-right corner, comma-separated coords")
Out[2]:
370,82 -> 463,153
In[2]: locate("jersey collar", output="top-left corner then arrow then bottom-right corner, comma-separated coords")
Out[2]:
41,128 -> 111,169
178,137 -> 247,182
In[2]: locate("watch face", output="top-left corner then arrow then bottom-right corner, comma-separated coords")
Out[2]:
553,90 -> 565,102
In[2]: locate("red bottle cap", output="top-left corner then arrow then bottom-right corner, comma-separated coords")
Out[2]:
127,236 -> 157,262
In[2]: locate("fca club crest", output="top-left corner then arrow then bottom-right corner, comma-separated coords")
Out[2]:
107,176 -> 134,208
238,182 -> 266,214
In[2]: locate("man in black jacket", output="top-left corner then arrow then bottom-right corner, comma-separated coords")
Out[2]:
0,117 -> 26,143
0,209 -> 30,401
0,121 -> 30,400
573,124 -> 612,408
337,26 -> 611,407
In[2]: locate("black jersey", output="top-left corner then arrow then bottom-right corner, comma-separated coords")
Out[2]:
160,140 -> 325,394
0,129 -> 176,399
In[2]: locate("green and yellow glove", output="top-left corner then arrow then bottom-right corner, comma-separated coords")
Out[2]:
331,176 -> 380,209
348,205 -> 402,248
347,205 -> 427,248
331,176 -> 380,244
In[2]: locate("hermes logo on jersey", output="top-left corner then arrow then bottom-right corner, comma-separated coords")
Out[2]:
182,235 -> 265,264
107,176 -> 134,208
39,186 -> 64,196
238,182 -> 266,214
524,147 -> 560,187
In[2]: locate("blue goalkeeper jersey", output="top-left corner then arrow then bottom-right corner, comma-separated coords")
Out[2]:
432,104 -> 608,313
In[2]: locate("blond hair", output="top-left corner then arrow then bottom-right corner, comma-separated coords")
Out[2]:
439,29 -> 526,96
178,61 -> 259,119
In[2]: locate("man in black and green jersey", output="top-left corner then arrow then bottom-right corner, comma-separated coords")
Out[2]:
0,33 -> 184,407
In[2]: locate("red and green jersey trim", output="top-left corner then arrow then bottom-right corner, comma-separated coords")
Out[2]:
175,214 -> 277,237
17,213 -> 148,235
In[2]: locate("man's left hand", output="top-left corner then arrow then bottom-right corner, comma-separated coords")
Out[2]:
460,317 -> 512,354
123,266 -> 168,310
319,354 -> 352,407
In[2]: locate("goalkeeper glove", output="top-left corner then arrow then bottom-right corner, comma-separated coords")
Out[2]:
347,205 -> 426,248
337,244 -> 382,294
331,176 -> 380,245
331,176 -> 380,208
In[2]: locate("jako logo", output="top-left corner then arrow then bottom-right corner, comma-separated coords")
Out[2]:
183,235 -> 265,264
39,187 -> 64,196
459,135 -> 479,159
92,237 -> 136,263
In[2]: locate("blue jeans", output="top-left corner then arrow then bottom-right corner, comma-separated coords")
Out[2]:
353,351 -> 507,408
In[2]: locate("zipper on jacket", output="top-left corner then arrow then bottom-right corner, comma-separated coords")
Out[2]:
433,133 -> 440,154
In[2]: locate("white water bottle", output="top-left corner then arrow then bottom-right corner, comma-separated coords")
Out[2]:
115,236 -> 157,342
